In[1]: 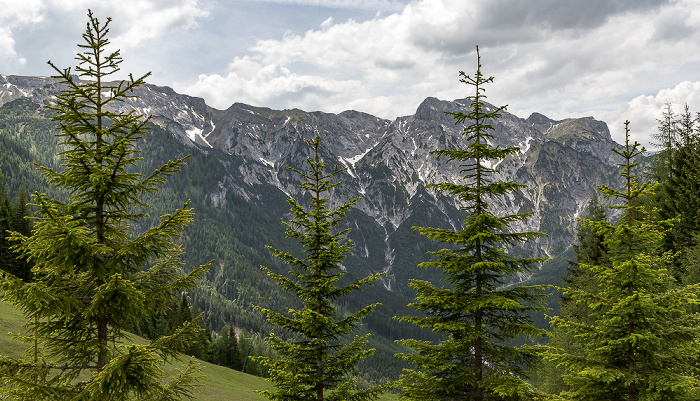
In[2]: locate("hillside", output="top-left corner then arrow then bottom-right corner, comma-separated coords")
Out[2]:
0,300 -> 399,401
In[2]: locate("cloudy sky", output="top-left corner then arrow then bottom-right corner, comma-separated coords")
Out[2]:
2,0 -> 700,147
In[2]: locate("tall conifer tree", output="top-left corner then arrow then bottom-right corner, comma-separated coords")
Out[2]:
650,102 -> 677,244
0,11 -> 206,400
559,195 -> 608,322
547,122 -> 700,400
254,137 -> 385,401
395,46 -> 549,401
0,178 -> 33,281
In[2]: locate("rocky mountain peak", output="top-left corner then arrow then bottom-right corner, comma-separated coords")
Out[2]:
575,117 -> 613,141
415,96 -> 456,122
526,112 -> 557,134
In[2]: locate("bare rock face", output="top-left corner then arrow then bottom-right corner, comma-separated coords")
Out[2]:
2,74 -> 624,290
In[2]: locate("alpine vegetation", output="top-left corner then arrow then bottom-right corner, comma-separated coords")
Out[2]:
254,137 -> 386,401
0,11 -> 207,400
546,122 -> 700,400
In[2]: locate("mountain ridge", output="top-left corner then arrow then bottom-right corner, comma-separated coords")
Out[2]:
0,73 -> 623,286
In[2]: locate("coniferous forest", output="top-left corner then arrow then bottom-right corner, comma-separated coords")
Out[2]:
3,11 -> 700,401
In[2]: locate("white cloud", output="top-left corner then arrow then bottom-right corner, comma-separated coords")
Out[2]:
179,56 -> 361,111
320,16 -> 334,31
607,81 -> 700,148
0,0 -> 45,65
185,0 -> 699,127
105,0 -> 210,50
238,0 -> 408,12
47,0 -> 210,50
0,0 -> 209,71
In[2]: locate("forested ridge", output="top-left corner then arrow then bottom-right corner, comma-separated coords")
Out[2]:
3,11 -> 700,401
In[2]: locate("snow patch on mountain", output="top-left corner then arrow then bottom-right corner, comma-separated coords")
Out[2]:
186,127 -> 202,142
259,158 -> 274,168
345,146 -> 374,167
519,136 -> 534,154
482,158 -> 503,171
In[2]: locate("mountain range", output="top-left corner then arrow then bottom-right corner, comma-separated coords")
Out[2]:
0,73 -> 625,380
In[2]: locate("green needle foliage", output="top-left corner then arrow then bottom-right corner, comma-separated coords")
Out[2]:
395,46 -> 549,401
0,181 -> 33,282
536,196 -> 608,395
254,137 -> 385,401
663,105 -> 700,260
547,122 -> 700,400
0,11 -> 207,400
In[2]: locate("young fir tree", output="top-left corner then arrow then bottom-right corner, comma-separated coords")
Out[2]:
649,102 -> 678,249
208,324 -> 241,370
0,178 -> 33,282
395,46 -> 549,401
0,11 -> 206,400
11,188 -> 33,282
547,122 -> 700,400
254,137 -> 385,401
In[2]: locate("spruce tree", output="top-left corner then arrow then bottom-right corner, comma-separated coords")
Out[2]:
651,102 -> 678,183
179,295 -> 194,326
559,195 -> 608,322
227,325 -> 242,371
650,102 -> 678,248
676,104 -> 696,148
254,137 -> 385,401
12,188 -> 30,239
395,46 -> 549,401
0,11 -> 206,400
209,328 -> 230,367
547,122 -> 700,400
0,178 -> 33,281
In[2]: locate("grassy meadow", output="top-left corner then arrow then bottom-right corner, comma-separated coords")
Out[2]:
0,300 -> 399,400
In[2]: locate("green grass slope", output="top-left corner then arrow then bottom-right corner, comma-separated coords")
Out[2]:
0,300 -> 398,400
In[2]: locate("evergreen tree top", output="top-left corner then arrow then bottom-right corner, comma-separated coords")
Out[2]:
397,46 -> 549,401
595,121 -> 666,259
428,47 -> 526,218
